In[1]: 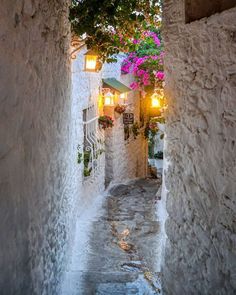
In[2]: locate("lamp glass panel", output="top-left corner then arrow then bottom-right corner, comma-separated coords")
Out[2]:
85,55 -> 97,70
104,92 -> 114,106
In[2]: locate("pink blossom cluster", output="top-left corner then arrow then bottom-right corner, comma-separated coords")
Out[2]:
143,31 -> 161,46
122,55 -> 151,89
155,71 -> 165,80
120,31 -> 164,90
133,39 -> 140,44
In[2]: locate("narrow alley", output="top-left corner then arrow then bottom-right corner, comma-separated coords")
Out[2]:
1,1 -> 236,294
62,178 -> 164,295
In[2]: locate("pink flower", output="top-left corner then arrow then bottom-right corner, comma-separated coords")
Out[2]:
130,81 -> 140,90
143,31 -> 161,46
128,52 -> 136,58
153,36 -> 161,46
142,72 -> 150,85
151,55 -> 159,60
137,69 -> 146,77
121,60 -> 133,74
133,39 -> 140,44
156,71 -> 165,81
136,57 -> 145,66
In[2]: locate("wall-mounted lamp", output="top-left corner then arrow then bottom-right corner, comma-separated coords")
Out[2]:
151,89 -> 164,108
84,50 -> 101,72
102,88 -> 114,106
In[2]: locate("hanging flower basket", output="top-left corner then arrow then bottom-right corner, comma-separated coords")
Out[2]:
98,115 -> 114,129
114,104 -> 126,114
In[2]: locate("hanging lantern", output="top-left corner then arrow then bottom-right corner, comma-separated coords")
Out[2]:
103,89 -> 114,106
84,50 -> 100,72
151,89 -> 164,108
151,93 -> 161,108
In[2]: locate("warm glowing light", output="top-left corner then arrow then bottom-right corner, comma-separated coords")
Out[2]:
98,94 -> 103,113
104,91 -> 114,106
86,56 -> 97,70
151,95 -> 161,108
151,89 -> 164,108
84,50 -> 99,72
120,92 -> 128,105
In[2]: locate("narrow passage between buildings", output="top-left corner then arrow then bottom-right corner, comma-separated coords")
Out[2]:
63,178 -> 164,295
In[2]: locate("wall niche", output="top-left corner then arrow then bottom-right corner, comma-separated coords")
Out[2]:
185,0 -> 236,23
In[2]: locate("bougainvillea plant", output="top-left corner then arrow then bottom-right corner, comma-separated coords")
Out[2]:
69,0 -> 162,62
98,115 -> 114,129
121,29 -> 164,92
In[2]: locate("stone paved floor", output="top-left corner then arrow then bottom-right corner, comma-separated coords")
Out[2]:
62,178 -> 163,295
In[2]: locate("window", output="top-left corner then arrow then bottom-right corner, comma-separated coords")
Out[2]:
185,0 -> 236,23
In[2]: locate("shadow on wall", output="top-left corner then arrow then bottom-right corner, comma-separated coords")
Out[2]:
185,0 -> 236,23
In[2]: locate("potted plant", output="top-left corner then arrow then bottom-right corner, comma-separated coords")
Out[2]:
114,104 -> 126,114
98,115 -> 114,129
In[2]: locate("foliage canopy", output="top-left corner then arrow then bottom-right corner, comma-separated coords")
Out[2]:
70,0 -> 162,61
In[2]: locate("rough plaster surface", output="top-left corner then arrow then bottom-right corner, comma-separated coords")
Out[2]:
71,50 -> 147,191
0,1 -> 77,294
103,58 -> 148,184
70,46 -> 105,212
61,49 -> 147,292
163,1 -> 236,294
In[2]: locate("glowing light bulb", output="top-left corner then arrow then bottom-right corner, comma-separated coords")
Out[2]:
151,93 -> 161,108
104,91 -> 114,106
84,50 -> 99,72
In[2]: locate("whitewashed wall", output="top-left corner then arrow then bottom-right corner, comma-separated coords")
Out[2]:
103,57 -> 148,184
0,1 -> 78,294
163,1 -> 236,294
71,47 -> 105,212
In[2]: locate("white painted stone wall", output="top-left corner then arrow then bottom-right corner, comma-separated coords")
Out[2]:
71,52 -> 148,188
163,1 -> 236,294
103,57 -> 148,184
70,46 -> 105,212
61,50 -> 148,293
0,1 -> 81,294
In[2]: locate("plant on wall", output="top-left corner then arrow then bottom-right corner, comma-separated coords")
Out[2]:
98,115 -> 114,129
83,150 -> 92,177
132,122 -> 140,139
77,145 -> 83,164
69,0 -> 162,62
114,104 -> 126,114
124,125 -> 130,141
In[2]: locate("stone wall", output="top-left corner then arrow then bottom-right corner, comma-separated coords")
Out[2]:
0,1 -> 78,294
70,46 -> 105,212
103,58 -> 148,185
163,1 -> 236,294
71,52 -> 148,188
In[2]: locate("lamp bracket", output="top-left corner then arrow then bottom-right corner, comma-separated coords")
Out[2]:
70,35 -> 86,59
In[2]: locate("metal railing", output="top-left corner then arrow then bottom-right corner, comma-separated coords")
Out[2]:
83,105 -> 105,181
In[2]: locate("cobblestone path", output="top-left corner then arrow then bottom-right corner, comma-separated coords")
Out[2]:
62,178 -> 163,295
